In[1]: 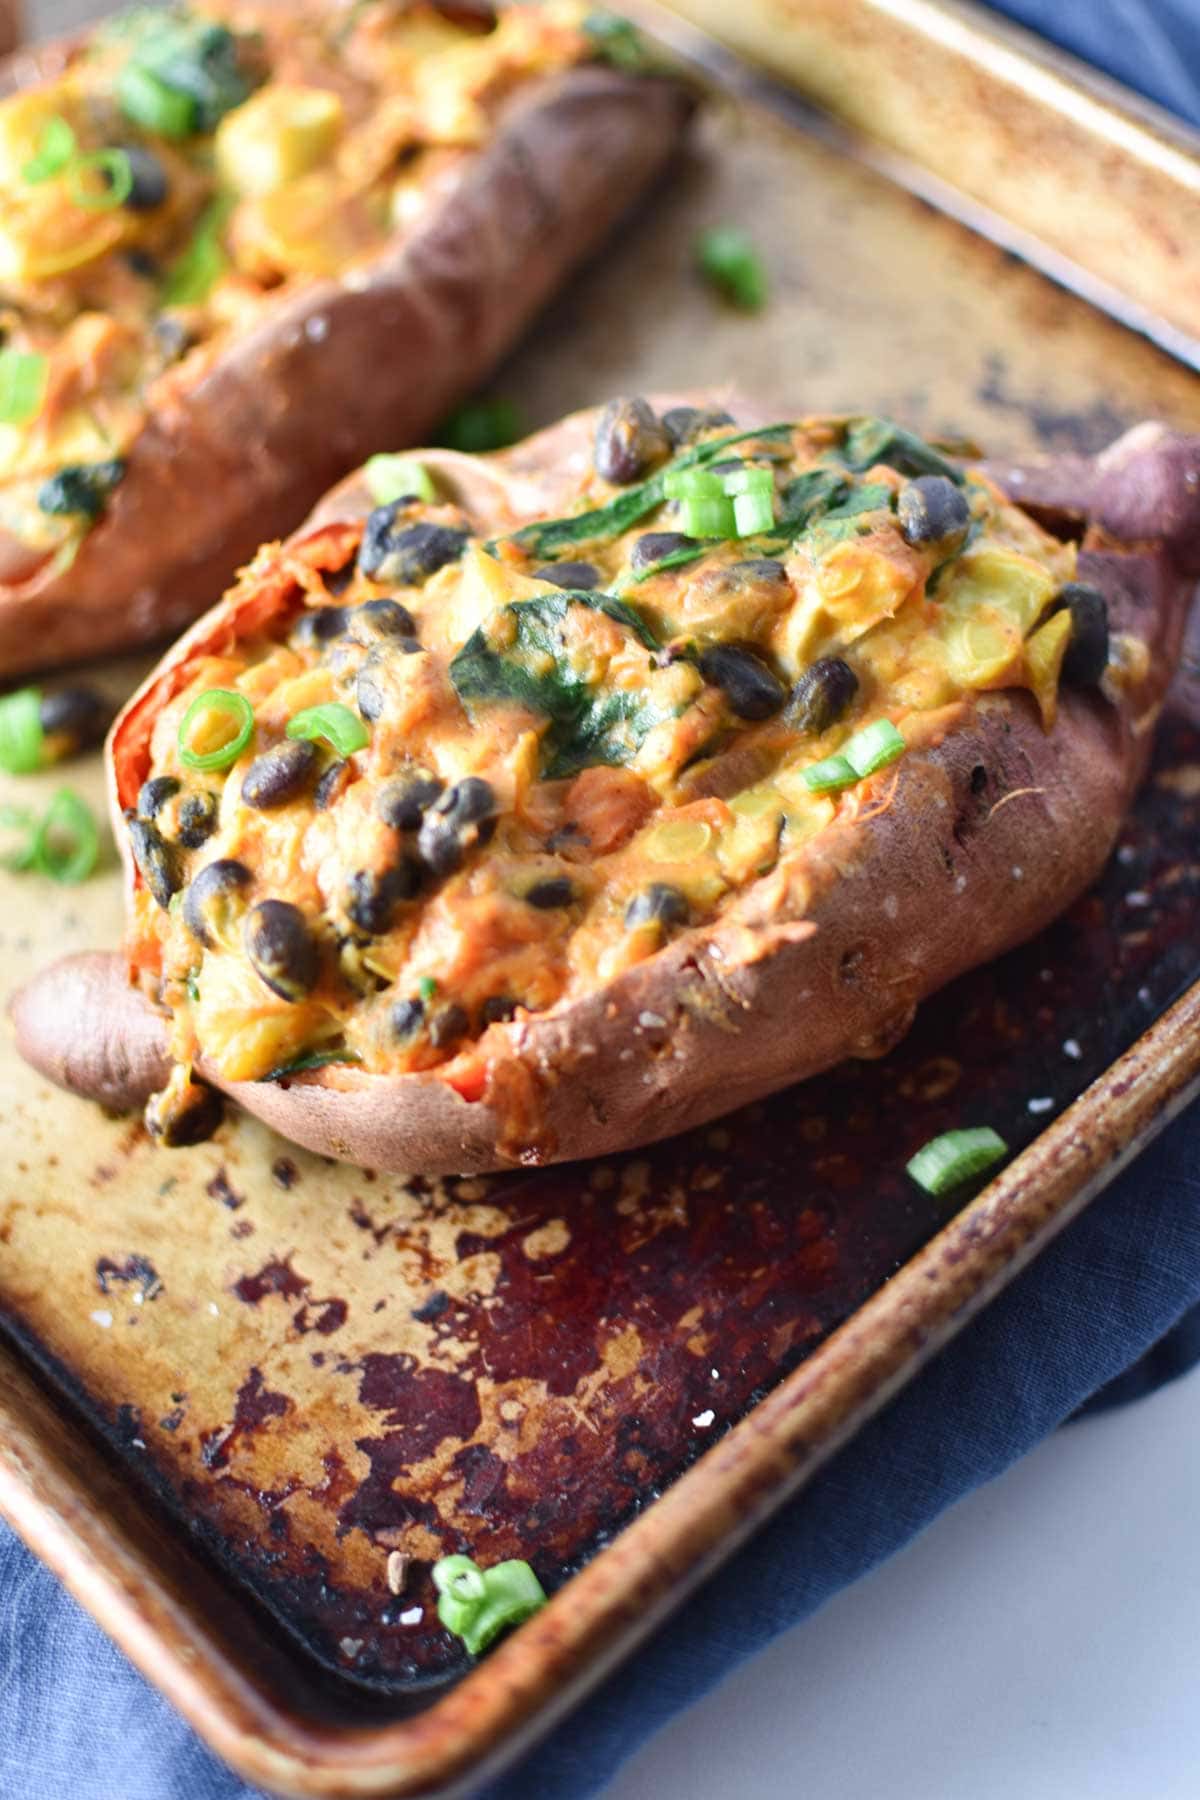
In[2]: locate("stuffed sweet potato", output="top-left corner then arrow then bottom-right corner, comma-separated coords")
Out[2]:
13,397 -> 1199,1173
0,1 -> 690,675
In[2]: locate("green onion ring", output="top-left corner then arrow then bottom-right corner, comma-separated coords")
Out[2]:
906,1127 -> 1008,1196
22,115 -> 78,184
68,148 -> 134,212
364,454 -> 437,506
178,689 -> 255,772
33,787 -> 99,884
285,702 -> 369,758
843,718 -> 906,778
0,803 -> 39,871
0,350 -> 48,425
0,687 -> 45,774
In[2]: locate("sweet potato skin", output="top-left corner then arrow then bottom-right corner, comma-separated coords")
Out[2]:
0,39 -> 692,675
12,409 -> 1200,1173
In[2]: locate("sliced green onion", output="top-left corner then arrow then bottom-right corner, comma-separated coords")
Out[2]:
458,1560 -> 548,1657
364,454 -> 437,506
436,398 -> 522,455
800,753 -> 857,795
33,787 -> 98,884
178,688 -> 254,771
22,115 -> 77,184
733,489 -> 775,536
663,466 -> 726,501
0,803 -> 39,871
417,975 -> 439,1002
0,349 -> 48,425
431,1553 -> 547,1657
695,226 -> 768,311
117,63 -> 198,139
680,494 -> 737,539
0,687 -> 45,774
162,195 -> 233,305
720,464 -> 774,496
843,718 -> 906,778
907,1127 -> 1008,1196
68,147 -> 134,211
286,702 -> 368,757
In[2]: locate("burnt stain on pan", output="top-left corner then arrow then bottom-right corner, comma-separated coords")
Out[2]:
2,711 -> 1200,1694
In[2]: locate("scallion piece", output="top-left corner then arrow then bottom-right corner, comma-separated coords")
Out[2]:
22,115 -> 77,183
68,147 -> 134,212
843,718 -> 905,778
907,1127 -> 1008,1196
0,350 -> 48,425
431,1553 -> 547,1657
117,63 -> 198,139
800,753 -> 857,795
663,467 -> 726,501
364,454 -> 437,506
162,195 -> 233,306
178,688 -> 254,771
695,226 -> 768,311
720,464 -> 774,496
33,787 -> 98,884
0,803 -> 39,871
680,494 -> 737,539
286,702 -> 369,757
733,488 -> 775,536
0,687 -> 45,774
417,975 -> 439,1002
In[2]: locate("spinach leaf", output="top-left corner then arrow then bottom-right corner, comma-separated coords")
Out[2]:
450,593 -> 669,779
777,466 -> 852,532
808,482 -> 895,547
841,416 -> 965,485
264,1045 -> 362,1083
503,424 -> 795,560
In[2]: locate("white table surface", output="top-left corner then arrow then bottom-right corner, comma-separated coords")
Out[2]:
608,1360 -> 1200,1800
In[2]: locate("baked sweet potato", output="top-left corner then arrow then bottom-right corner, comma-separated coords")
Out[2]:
0,2 -> 691,675
12,397 -> 1199,1173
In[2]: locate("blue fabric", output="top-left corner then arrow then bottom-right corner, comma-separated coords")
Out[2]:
6,5 -> 1200,1797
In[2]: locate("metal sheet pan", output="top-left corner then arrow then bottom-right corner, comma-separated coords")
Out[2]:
1,4 -> 1199,1794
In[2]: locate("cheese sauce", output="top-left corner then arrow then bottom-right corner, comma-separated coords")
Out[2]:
125,406 -> 1094,1101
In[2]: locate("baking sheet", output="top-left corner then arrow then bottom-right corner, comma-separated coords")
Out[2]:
0,7 -> 1199,1794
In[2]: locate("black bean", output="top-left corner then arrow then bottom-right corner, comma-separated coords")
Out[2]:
661,405 -> 735,447
126,814 -> 179,910
345,860 -> 420,935
358,510 -> 467,585
417,818 -> 463,879
37,685 -> 112,757
524,876 -> 574,909
313,759 -> 347,811
532,559 -> 601,590
349,598 -> 418,642
786,657 -> 859,734
1053,583 -> 1110,687
124,248 -> 160,280
594,397 -> 671,485
292,605 -> 348,651
480,994 -> 518,1025
624,883 -> 689,931
144,1075 -> 223,1147
417,777 -> 498,876
241,739 -> 317,809
898,476 -> 971,551
698,643 -> 787,721
376,769 -> 444,831
182,858 -> 252,949
137,774 -> 180,819
391,997 -> 425,1040
356,661 -> 387,723
631,531 -> 698,572
442,776 -> 497,825
118,144 -> 170,211
244,900 -> 319,1002
177,790 -> 218,849
324,560 -> 355,597
429,1002 -> 470,1049
726,557 -> 789,585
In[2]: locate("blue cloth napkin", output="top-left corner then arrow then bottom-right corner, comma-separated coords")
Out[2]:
5,5 -> 1200,1797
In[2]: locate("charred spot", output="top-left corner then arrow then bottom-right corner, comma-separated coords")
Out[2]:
970,763 -> 988,796
95,1252 -> 163,1301
271,1157 -> 300,1190
205,1168 -> 245,1211
234,1256 -> 309,1305
412,1289 -> 450,1323
839,946 -> 866,985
